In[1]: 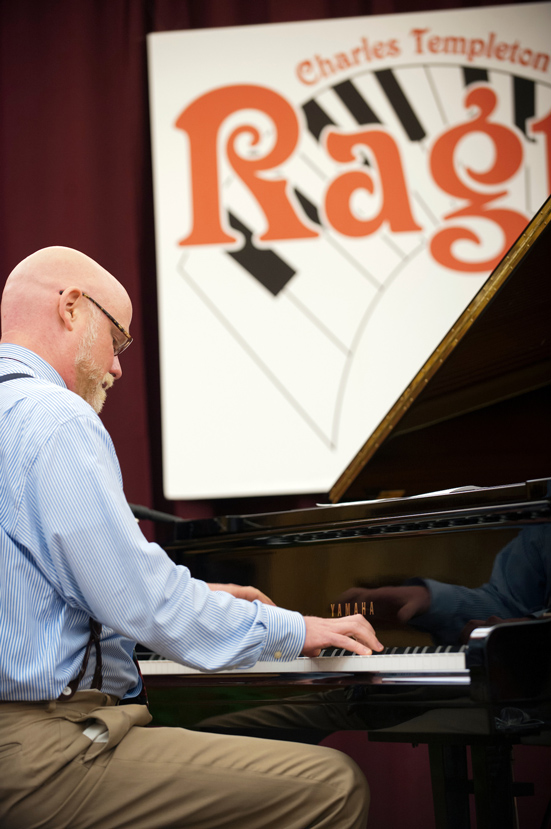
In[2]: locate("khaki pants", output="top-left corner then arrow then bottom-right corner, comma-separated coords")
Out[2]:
0,691 -> 369,828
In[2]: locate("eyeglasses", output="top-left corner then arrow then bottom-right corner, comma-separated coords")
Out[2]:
59,290 -> 133,356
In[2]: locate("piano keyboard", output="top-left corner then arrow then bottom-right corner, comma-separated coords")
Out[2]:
138,645 -> 468,677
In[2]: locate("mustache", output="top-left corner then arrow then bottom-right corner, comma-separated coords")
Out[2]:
102,373 -> 115,391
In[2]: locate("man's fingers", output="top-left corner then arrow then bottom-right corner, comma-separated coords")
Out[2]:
335,614 -> 384,650
240,586 -> 276,605
207,582 -> 276,606
303,633 -> 374,657
331,633 -> 373,656
302,614 -> 384,657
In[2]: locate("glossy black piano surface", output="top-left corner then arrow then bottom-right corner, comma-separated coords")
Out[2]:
144,481 -> 551,740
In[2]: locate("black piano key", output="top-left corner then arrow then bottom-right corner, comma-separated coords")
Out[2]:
513,76 -> 536,140
226,212 -> 296,296
463,67 -> 489,86
375,69 -> 426,142
302,99 -> 336,142
293,189 -> 322,226
319,643 -> 467,658
333,79 -> 381,126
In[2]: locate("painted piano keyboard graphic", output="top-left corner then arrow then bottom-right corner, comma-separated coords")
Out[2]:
177,64 -> 549,453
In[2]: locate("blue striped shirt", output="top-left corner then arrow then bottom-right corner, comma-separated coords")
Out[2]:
0,345 -> 305,701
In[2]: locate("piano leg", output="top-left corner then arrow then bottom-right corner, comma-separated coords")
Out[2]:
372,736 -> 522,829
428,742 -> 521,829
471,744 -> 518,829
428,744 -> 470,829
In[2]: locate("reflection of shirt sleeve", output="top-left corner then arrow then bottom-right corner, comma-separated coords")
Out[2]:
409,527 -> 551,644
26,412 -> 305,670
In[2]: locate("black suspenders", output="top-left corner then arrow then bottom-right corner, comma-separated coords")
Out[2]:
0,370 -> 103,696
0,373 -> 32,383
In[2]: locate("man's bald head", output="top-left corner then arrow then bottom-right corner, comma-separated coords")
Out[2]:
1,246 -> 130,334
1,246 -> 132,401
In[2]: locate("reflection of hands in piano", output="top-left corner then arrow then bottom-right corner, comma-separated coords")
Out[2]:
207,582 -> 276,606
459,614 -> 535,645
336,585 -> 431,624
302,614 -> 384,658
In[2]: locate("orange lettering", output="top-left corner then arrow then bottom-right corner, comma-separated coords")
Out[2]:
175,85 -> 317,246
323,128 -> 422,237
429,86 -> 527,272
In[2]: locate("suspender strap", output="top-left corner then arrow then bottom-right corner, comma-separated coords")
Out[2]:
0,370 -> 104,698
58,618 -> 103,699
0,373 -> 33,383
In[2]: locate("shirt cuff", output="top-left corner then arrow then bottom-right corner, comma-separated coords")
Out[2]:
257,604 -> 306,662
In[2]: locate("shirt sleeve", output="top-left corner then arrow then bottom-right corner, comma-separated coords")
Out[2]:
22,412 -> 306,671
410,527 -> 551,644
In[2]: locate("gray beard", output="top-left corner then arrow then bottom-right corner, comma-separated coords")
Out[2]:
74,316 -> 113,414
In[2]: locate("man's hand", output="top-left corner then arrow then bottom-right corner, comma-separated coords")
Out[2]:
302,614 -> 384,657
207,582 -> 276,606
336,585 -> 431,624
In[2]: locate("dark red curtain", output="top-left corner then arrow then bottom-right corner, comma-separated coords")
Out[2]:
0,0 -> 537,522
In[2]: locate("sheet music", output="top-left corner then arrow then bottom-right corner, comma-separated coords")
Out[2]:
317,485 -> 481,508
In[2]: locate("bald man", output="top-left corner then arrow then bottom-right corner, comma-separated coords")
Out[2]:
0,248 -> 381,829
0,246 -> 132,414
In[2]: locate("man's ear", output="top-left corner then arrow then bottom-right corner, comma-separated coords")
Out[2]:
58,288 -> 83,331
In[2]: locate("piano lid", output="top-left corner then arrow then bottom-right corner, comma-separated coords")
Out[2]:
330,196 -> 551,504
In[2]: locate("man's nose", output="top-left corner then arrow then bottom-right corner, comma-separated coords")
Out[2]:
110,355 -> 122,380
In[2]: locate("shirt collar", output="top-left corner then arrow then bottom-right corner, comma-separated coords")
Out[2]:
0,344 -> 67,388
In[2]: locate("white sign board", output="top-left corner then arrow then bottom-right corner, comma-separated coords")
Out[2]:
148,3 -> 551,499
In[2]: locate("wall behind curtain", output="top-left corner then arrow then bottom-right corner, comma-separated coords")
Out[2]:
0,0 -> 536,524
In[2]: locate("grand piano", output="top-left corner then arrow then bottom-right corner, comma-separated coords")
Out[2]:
136,196 -> 551,829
